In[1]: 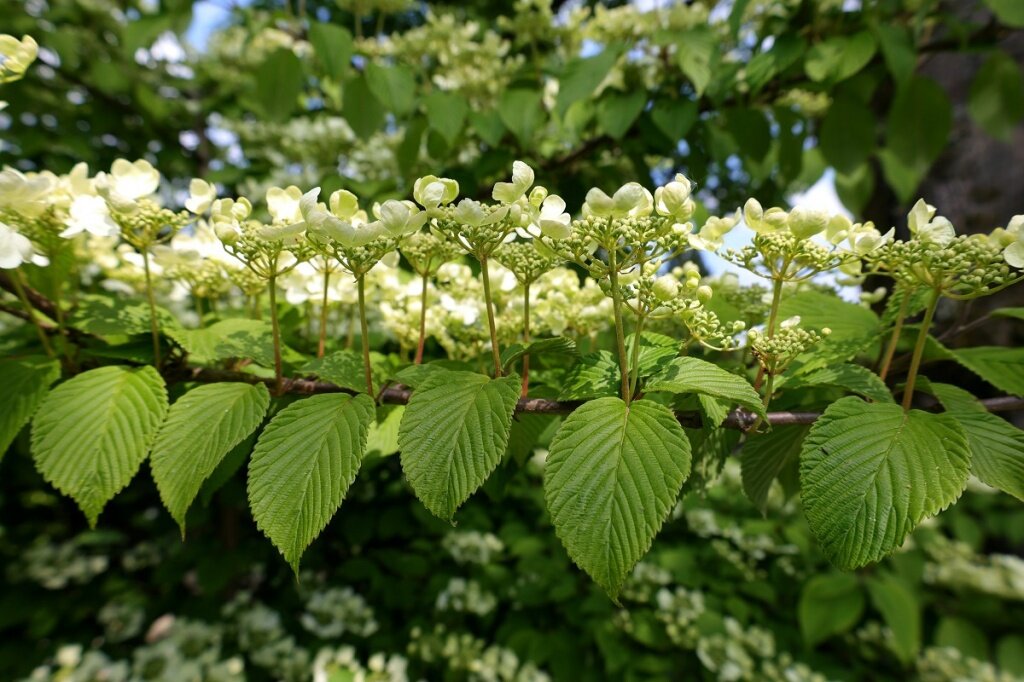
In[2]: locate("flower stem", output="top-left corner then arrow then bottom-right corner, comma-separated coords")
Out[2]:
608,267 -> 631,404
753,277 -> 785,392
356,274 -> 374,396
879,287 -> 911,382
479,255 -> 503,378
268,274 -> 283,395
318,269 -> 331,359
414,272 -> 429,365
50,271 -> 74,369
12,269 -> 54,358
141,248 -> 161,367
902,289 -> 940,412
628,314 -> 646,401
521,282 -> 531,397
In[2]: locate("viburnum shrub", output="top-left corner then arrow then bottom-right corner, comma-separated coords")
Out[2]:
2,36 -> 1024,601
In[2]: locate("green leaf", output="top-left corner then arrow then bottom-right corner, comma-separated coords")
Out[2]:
303,349 -> 387,394
997,635 -> 1024,676
867,574 -> 921,663
468,109 -> 506,146
741,425 -> 810,514
255,49 -> 304,122
31,366 -> 169,526
398,371 -> 520,520
724,108 -> 771,162
798,573 -> 865,647
70,294 -> 179,337
545,397 -> 691,597
364,62 -> 416,115
0,356 -> 61,462
424,90 -> 469,146
499,88 -> 544,146
625,331 -> 680,378
150,383 -> 270,533
597,90 -> 646,139
501,336 -> 577,373
779,291 -> 881,371
820,94 -> 875,174
649,98 -> 698,141
365,404 -> 404,458
556,47 -> 621,116
786,364 -> 893,403
308,23 -> 353,81
835,163 -> 875,215
800,397 -> 971,569
646,357 -> 765,417
805,32 -> 876,82
953,346 -> 1024,397
935,617 -> 989,661
983,0 -> 1024,27
169,318 -> 303,368
887,76 -> 951,171
993,306 -> 1024,321
676,29 -> 715,96
874,25 -> 915,88
559,351 -> 620,401
929,382 -> 1024,502
342,73 -> 385,137
248,393 -> 375,571
968,51 -> 1024,141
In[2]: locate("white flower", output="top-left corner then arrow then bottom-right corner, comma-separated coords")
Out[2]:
743,198 -> 787,234
301,187 -> 384,248
787,206 -> 828,239
61,194 -> 119,238
105,158 -> 160,202
536,194 -> 571,239
907,199 -> 936,234
452,199 -> 509,227
492,160 -> 535,204
583,182 -> 653,219
1003,215 -> 1024,269
185,178 -> 216,214
848,223 -> 894,256
0,221 -> 45,269
654,174 -> 694,220
0,167 -> 53,217
413,175 -> 459,209
688,212 -> 738,251
266,185 -> 303,224
330,189 -> 360,220
373,199 -> 428,237
0,34 -> 38,82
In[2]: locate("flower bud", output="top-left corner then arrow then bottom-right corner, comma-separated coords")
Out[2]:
696,285 -> 713,305
652,275 -> 679,302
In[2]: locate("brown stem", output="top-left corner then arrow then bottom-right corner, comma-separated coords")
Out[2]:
11,269 -> 54,358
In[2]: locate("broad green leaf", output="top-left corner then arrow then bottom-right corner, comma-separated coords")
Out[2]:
559,351 -> 620,401
545,397 -> 691,597
506,413 -> 558,466
935,617 -> 989,661
597,90 -> 646,139
650,98 -> 698,141
646,357 -> 765,417
248,393 -> 375,571
499,88 -> 544,145
676,29 -> 715,95
800,398 -> 970,569
741,425 -> 810,514
992,306 -> 1024,321
70,294 -> 179,337
780,291 -> 881,371
31,366 -> 169,526
150,383 -> 270,533
0,356 -> 61,462
805,32 -> 876,82
874,25 -> 915,88
425,90 -> 469,145
342,74 -> 385,137
255,49 -> 304,122
953,346 -> 1024,397
835,163 -> 875,215
500,336 -> 577,373
785,364 -> 893,403
798,573 -> 865,647
398,370 -> 520,520
364,62 -> 416,115
820,94 -> 874,174
556,47 -> 621,116
867,574 -> 921,663
887,76 -> 951,171
997,635 -> 1024,676
930,382 -> 1024,502
365,404 -> 404,458
169,318 -> 303,368
969,51 -> 1024,141
468,109 -> 506,146
303,349 -> 388,394
308,23 -> 353,81
625,331 -> 680,378
983,0 -> 1024,27
724,107 -> 771,162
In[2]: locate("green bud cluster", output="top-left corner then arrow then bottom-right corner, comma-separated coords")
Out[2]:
113,199 -> 190,251
494,241 -> 560,286
400,232 -> 461,277
724,232 -> 854,282
871,235 -> 1017,300
748,321 -> 831,376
